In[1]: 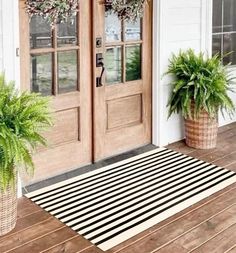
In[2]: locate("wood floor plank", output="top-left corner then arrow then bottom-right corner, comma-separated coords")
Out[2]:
0,210 -> 51,241
213,152 -> 236,167
7,227 -> 78,253
217,126 -> 236,139
218,122 -> 236,134
190,223 -> 236,253
152,243 -> 188,253
17,197 -> 41,218
41,236 -> 92,253
110,186 -> 236,253
184,148 -> 217,160
192,142 -> 236,165
225,162 -> 236,171
167,141 -> 195,154
78,246 -> 105,253
0,218 -> 63,252
199,149 -> 236,165
154,205 -> 236,252
224,244 -> 236,253
166,140 -> 186,149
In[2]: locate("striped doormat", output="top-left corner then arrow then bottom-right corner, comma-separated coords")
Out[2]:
26,148 -> 236,251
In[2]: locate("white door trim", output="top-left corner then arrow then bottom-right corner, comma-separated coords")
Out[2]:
152,0 -> 163,147
2,0 -> 22,196
2,0 -> 20,87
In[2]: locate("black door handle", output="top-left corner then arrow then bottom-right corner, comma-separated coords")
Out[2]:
96,54 -> 105,87
96,61 -> 105,87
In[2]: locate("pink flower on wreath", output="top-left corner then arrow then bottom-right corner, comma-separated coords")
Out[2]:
25,0 -> 79,27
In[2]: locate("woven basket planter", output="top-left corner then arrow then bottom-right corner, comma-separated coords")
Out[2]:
0,178 -> 17,236
184,107 -> 218,149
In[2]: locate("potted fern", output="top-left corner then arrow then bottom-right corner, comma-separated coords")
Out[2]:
0,74 -> 52,235
167,49 -> 235,149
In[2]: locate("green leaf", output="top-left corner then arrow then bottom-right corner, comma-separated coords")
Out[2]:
164,49 -> 235,119
0,73 -> 53,191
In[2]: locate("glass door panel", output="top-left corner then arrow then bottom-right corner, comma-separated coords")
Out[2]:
57,16 -> 78,47
30,16 -> 52,49
30,53 -> 53,96
104,14 -> 142,85
105,46 -> 122,84
57,50 -> 78,94
29,14 -> 80,96
126,45 -> 142,82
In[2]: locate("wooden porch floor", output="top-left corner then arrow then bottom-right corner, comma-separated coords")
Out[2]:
1,122 -> 236,253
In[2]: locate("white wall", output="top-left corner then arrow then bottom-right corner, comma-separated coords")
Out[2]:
0,0 -> 20,87
0,0 -> 21,196
153,0 -> 236,147
0,2 -> 3,71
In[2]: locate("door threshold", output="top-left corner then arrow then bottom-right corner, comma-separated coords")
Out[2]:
23,144 -> 157,194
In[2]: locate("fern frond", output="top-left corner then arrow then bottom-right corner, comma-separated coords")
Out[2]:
0,73 -> 52,191
165,49 -> 236,119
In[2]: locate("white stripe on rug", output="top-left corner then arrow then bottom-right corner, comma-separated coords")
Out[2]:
26,148 -> 236,251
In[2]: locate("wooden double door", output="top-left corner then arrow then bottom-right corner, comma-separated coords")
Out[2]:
19,0 -> 152,184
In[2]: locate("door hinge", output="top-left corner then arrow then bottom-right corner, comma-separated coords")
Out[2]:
16,48 -> 20,57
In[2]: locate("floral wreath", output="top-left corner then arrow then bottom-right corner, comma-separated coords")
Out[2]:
25,0 -> 79,27
105,0 -> 148,22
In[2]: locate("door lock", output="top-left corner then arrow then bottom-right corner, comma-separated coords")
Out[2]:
96,53 -> 103,67
96,37 -> 102,48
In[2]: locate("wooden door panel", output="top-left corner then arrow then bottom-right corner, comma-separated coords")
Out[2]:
106,82 -> 143,99
107,94 -> 142,130
33,142 -> 85,181
44,108 -> 80,146
103,125 -> 148,159
93,1 -> 152,160
51,92 -> 80,111
19,0 -> 92,185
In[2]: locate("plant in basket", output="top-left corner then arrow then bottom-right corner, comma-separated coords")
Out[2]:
0,74 -> 52,235
166,49 -> 235,149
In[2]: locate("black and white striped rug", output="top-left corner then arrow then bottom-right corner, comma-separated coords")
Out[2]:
26,148 -> 236,251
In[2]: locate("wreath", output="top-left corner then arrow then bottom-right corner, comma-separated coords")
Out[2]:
105,0 -> 148,22
25,0 -> 79,27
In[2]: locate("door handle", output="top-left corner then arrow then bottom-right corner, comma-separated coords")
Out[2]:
96,54 -> 105,87
96,63 -> 105,87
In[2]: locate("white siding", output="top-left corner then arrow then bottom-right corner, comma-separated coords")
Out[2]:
153,0 -> 236,147
0,0 -> 20,87
218,89 -> 236,126
0,1 -> 3,71
0,0 -> 21,197
153,0 -> 203,146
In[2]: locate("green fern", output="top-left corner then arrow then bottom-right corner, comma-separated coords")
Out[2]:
0,74 -> 52,191
126,47 -> 141,81
166,49 -> 236,119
